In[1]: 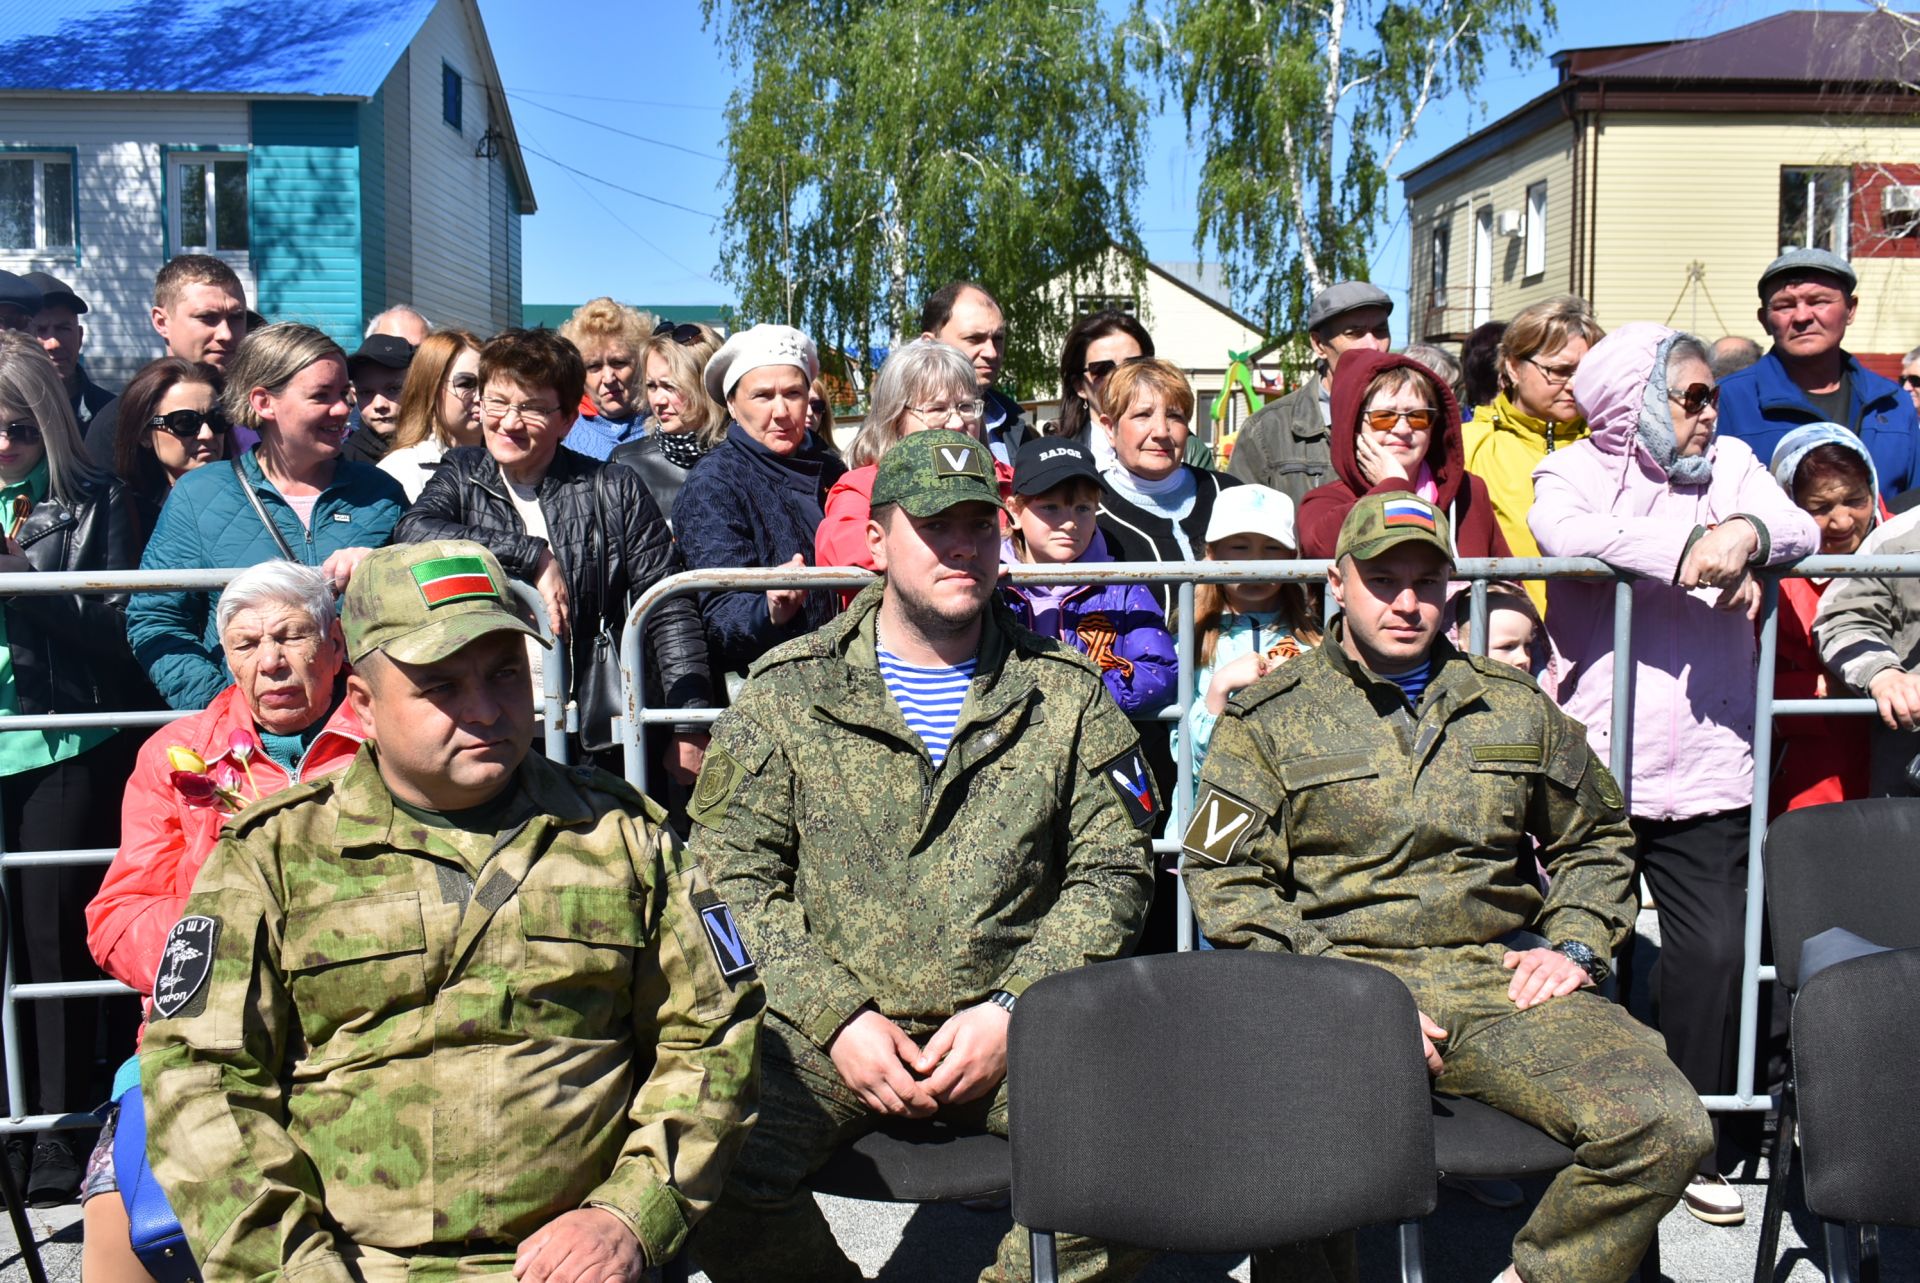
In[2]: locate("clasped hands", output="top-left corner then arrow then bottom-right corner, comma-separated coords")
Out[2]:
827,1003 -> 1010,1117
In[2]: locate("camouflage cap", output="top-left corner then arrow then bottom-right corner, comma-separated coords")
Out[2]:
870,428 -> 1008,517
1333,492 -> 1453,564
342,540 -> 548,664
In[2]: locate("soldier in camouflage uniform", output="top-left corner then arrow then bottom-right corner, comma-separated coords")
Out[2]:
140,540 -> 762,1283
1184,493 -> 1712,1283
686,430 -> 1158,1283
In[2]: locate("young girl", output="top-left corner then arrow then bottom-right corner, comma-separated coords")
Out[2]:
1450,581 -> 1548,678
1176,484 -> 1322,791
1000,436 -> 1176,717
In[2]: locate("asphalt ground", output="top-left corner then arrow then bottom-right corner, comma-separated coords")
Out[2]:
3,909 -> 1913,1282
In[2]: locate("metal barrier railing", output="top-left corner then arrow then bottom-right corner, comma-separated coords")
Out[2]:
0,568 -> 568,1135
618,554 -> 1920,1118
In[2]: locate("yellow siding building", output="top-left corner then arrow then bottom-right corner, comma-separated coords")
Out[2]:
1403,10 -> 1920,374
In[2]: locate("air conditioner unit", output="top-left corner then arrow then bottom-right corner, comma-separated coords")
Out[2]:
1884,186 -> 1920,215
1495,210 -> 1523,237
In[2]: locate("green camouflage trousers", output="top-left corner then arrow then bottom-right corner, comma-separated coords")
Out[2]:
689,1013 -> 1157,1283
1264,945 -> 1712,1283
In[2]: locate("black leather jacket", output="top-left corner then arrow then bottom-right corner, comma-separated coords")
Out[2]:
9,472 -> 144,716
393,445 -> 712,711
606,433 -> 705,527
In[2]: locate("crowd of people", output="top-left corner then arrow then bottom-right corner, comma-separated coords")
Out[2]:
0,242 -> 1916,1283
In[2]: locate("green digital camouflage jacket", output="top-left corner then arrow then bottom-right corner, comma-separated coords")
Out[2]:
139,748 -> 763,1281
686,581 -> 1157,1049
1182,621 -> 1634,961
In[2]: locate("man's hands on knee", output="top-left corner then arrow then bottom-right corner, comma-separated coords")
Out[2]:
1503,947 -> 1594,1009
828,1009 -> 938,1117
914,1001 -> 1010,1106
1417,1010 -> 1448,1076
514,1208 -> 644,1283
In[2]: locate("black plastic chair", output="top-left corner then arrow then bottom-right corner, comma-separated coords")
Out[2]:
1755,799 -> 1920,1283
1008,951 -> 1436,1283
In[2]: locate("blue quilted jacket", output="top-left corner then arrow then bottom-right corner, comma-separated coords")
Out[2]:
128,452 -> 406,709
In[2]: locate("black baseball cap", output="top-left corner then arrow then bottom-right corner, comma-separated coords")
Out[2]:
1013,436 -> 1100,496
348,334 -> 414,371
20,272 -> 85,314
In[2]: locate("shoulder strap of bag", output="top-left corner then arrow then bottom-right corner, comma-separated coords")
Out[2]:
232,457 -> 298,561
590,464 -> 614,619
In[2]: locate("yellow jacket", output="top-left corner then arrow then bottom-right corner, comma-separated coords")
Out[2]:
1461,394 -> 1592,612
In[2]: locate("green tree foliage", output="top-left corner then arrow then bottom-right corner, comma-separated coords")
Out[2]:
704,0 -> 1148,392
1151,0 -> 1551,333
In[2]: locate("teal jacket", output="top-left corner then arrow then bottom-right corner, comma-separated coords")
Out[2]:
128,452 -> 405,709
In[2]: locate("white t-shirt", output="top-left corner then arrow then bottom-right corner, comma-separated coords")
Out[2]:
505,477 -> 550,691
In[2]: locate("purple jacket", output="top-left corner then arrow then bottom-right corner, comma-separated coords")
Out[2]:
1530,322 -> 1819,821
1000,530 -> 1177,717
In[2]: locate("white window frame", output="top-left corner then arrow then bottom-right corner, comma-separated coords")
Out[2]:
1523,182 -> 1547,279
168,153 -> 249,257
0,152 -> 76,254
1780,167 -> 1852,259
1472,207 -> 1494,326
1429,222 -> 1450,304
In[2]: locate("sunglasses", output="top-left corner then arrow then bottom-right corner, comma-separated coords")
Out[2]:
653,321 -> 704,345
1668,383 -> 1720,415
1362,407 -> 1440,433
147,409 -> 231,439
1902,374 -> 1920,390
0,421 -> 41,446
1083,354 -> 1152,381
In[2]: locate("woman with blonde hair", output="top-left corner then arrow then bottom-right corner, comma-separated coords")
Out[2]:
377,328 -> 483,501
1462,296 -> 1607,608
128,323 -> 406,708
608,321 -> 724,525
560,297 -> 651,459
0,332 -> 143,1201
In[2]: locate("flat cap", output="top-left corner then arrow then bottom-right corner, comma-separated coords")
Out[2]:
1306,281 -> 1393,332
20,272 -> 85,314
0,271 -> 42,316
1757,248 -> 1856,299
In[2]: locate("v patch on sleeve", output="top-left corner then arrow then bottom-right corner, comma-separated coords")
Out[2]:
1181,786 -> 1263,865
152,915 -> 220,1019
695,896 -> 756,981
1100,747 -> 1156,830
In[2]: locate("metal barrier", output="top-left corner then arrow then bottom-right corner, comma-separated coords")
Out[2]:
618,554 -> 1920,1119
0,568 -> 568,1135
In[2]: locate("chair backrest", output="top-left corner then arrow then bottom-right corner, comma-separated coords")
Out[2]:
1791,946 -> 1920,1228
1007,951 -> 1436,1255
1765,799 -> 1920,990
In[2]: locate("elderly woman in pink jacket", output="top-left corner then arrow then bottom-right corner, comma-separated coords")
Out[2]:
1530,322 -> 1817,1228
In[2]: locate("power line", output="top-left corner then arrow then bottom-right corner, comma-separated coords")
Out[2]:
517,141 -> 721,220
552,156 -> 718,287
501,85 -> 724,112
505,94 -> 726,162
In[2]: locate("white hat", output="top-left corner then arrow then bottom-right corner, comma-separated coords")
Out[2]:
1204,484 -> 1297,551
704,323 -> 821,403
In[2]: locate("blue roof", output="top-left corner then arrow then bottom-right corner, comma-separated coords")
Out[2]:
0,0 -> 437,95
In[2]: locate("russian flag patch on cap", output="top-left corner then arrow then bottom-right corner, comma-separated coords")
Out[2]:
1382,497 -> 1437,531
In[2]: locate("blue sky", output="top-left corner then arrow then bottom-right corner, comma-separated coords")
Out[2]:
478,0 -> 1816,322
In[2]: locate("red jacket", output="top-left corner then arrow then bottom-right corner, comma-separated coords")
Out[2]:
1297,349 -> 1512,560
1770,574 -> 1870,816
85,685 -> 366,997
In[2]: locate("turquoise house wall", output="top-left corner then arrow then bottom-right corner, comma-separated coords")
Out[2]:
249,102 -> 363,347
356,90 -> 387,323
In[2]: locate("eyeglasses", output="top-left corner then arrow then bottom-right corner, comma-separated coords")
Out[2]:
810,399 -> 829,417
1362,408 -> 1440,433
1668,382 -> 1721,415
1902,374 -> 1920,390
146,409 -> 231,439
1083,355 -> 1151,382
1525,356 -> 1580,386
480,396 -> 560,424
0,422 -> 41,446
906,399 -> 986,426
653,321 -> 704,345
446,373 -> 479,401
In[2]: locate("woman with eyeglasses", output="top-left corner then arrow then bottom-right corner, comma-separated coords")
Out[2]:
376,329 -> 484,502
606,322 -> 724,526
1294,350 -> 1510,560
1461,297 -> 1607,610
0,332 -> 144,1202
111,357 -> 229,546
128,323 -> 408,710
814,340 -> 1009,574
394,328 -> 711,780
1530,324 -> 1820,1226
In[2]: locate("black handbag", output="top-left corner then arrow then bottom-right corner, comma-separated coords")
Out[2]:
575,466 -> 626,755
113,1087 -> 201,1283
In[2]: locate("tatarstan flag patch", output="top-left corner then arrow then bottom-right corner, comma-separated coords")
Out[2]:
411,555 -> 498,607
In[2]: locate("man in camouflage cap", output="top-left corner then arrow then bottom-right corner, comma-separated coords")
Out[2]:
686,429 -> 1158,1282
1183,492 -> 1710,1283
141,540 -> 762,1283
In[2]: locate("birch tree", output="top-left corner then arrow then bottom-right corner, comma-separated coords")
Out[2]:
1151,0 -> 1549,331
703,0 -> 1147,392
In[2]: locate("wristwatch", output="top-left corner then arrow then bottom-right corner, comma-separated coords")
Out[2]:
985,989 -> 1018,1014
1552,940 -> 1609,985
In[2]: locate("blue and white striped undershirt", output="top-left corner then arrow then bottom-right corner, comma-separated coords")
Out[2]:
876,645 -> 976,768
